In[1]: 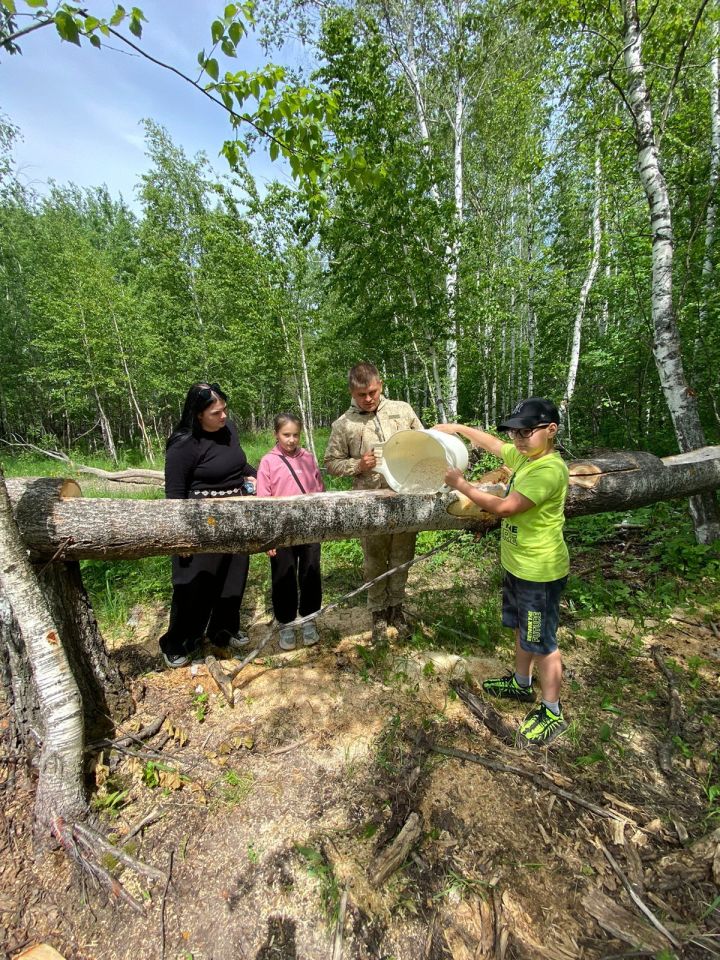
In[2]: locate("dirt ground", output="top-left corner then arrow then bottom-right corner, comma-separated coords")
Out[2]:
2,560 -> 720,960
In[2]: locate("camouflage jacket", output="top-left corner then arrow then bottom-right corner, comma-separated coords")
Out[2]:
324,396 -> 423,490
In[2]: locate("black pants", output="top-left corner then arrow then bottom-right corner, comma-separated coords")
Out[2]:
270,543 -> 322,625
159,553 -> 250,657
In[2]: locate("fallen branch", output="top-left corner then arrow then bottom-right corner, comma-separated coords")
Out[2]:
597,840 -> 682,951
160,850 -> 174,960
650,645 -> 685,776
370,811 -> 422,886
122,806 -> 165,843
265,735 -> 315,758
451,681 -> 517,745
429,743 -> 627,822
87,714 -> 169,757
582,886 -> 669,953
331,885 -> 349,960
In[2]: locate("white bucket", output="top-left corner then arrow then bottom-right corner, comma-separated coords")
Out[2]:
373,429 -> 469,494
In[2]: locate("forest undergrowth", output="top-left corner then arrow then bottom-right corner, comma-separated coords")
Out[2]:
2,452 -> 720,959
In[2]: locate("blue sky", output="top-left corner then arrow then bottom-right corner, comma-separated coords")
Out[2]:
2,1 -> 312,207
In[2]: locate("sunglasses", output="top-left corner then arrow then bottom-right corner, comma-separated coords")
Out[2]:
198,383 -> 223,403
507,423 -> 551,439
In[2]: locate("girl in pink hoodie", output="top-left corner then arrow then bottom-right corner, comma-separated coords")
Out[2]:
256,413 -> 325,650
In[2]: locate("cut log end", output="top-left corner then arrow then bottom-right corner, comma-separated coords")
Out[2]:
60,480 -> 82,499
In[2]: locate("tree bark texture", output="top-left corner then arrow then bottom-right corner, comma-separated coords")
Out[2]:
0,593 -> 42,756
6,447 -> 720,561
621,0 -> 720,543
38,561 -> 132,736
0,470 -> 86,828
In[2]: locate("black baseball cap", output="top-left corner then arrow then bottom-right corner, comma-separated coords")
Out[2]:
498,397 -> 560,430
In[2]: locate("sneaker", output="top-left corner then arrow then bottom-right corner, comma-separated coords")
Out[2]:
302,621 -> 319,646
211,631 -> 252,660
387,605 -> 410,639
161,648 -> 192,669
371,610 -> 388,644
518,703 -> 568,747
278,625 -> 296,651
482,672 -> 536,703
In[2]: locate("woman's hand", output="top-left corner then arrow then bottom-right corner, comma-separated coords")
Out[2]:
432,423 -> 460,434
267,548 -> 277,558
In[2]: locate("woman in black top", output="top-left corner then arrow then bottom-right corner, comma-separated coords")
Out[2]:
158,382 -> 257,668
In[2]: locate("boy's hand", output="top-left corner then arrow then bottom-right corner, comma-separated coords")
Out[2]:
356,451 -> 377,473
267,548 -> 277,558
444,467 -> 466,489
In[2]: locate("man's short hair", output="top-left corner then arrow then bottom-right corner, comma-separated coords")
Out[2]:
348,362 -> 380,390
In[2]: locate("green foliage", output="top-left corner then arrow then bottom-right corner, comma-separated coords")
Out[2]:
90,786 -> 130,816
80,557 -> 169,629
218,769 -> 254,806
192,691 -> 209,724
295,845 -> 341,922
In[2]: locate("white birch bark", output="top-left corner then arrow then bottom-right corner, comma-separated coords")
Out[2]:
527,309 -> 536,395
560,140 -> 603,432
699,11 -> 720,365
297,319 -> 317,462
0,469 -> 86,831
110,311 -> 155,464
394,316 -> 412,403
621,0 -> 720,542
445,69 -> 464,420
406,324 -> 436,412
430,346 -> 448,422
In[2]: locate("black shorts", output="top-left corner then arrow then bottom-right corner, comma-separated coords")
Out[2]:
502,571 -> 567,655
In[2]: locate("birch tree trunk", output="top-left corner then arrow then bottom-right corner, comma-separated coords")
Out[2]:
560,139 -> 603,435
430,346 -> 448,422
297,318 -> 318,461
79,308 -> 118,464
393,5 -> 462,419
700,7 -> 720,425
0,468 -> 86,833
110,311 -> 155,464
527,309 -> 536,395
445,68 -> 464,420
621,0 -> 720,543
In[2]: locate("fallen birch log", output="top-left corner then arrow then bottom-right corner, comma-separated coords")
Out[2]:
6,446 -> 720,561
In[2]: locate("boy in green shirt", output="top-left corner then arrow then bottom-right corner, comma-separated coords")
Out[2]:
435,398 -> 570,747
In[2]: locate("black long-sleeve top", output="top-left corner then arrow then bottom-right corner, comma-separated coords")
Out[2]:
164,420 -> 257,500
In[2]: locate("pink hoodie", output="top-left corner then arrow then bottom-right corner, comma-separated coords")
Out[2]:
256,444 -> 325,497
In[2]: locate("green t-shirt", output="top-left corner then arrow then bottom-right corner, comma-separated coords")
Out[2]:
499,443 -> 569,582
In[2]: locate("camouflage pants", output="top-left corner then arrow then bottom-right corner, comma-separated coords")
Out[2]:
359,532 -> 417,612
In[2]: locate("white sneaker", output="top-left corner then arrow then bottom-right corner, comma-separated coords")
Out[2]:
302,621 -> 319,646
278,625 -> 296,651
227,631 -> 251,653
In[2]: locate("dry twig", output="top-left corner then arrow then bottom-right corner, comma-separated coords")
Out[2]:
331,885 -> 349,960
161,849 -> 174,960
451,681 -> 517,745
650,645 -> 685,776
597,839 -> 682,950
122,806 -> 165,843
429,743 -> 627,822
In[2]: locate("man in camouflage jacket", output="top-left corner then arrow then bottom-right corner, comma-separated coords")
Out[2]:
324,362 -> 423,641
